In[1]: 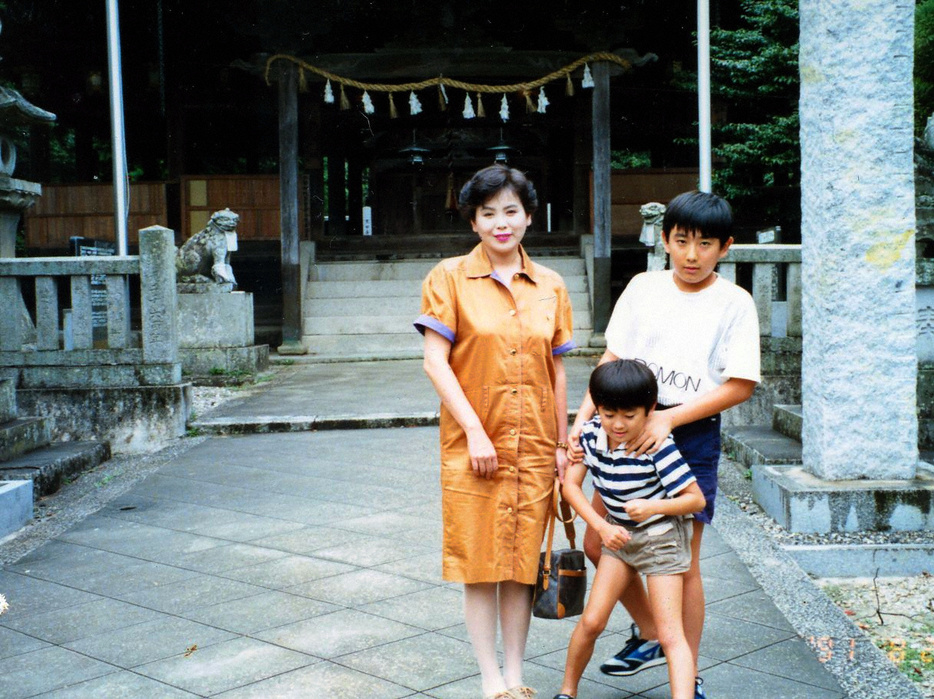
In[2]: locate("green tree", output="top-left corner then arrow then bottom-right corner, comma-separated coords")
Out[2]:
918,0 -> 934,135
709,0 -> 800,237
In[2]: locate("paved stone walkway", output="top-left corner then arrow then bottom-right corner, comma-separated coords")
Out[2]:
0,359 -> 906,697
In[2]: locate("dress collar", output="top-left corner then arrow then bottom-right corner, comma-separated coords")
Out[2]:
464,243 -> 538,284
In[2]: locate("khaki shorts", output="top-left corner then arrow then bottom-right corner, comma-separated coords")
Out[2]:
601,515 -> 693,576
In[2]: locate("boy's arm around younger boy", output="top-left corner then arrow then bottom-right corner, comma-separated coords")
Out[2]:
561,460 -> 631,551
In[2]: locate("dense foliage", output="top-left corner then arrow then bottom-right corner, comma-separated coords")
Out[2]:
708,0 -> 800,236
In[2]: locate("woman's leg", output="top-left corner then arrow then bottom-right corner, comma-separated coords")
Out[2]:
646,574 -> 694,699
560,555 -> 632,696
499,580 -> 533,689
464,582 -> 506,695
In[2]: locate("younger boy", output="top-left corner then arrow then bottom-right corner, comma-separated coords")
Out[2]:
555,359 -> 705,699
566,190 -> 760,698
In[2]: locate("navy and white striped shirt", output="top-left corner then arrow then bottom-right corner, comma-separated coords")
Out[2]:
580,416 -> 696,528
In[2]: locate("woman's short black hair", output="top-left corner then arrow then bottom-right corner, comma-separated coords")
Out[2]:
589,359 -> 658,413
458,165 -> 538,221
662,190 -> 733,244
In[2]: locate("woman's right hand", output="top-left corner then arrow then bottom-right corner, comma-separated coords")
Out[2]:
466,427 -> 498,479
599,521 -> 631,551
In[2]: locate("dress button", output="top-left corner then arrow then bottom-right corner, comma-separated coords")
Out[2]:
509,428 -> 516,436
509,466 -> 516,473
509,348 -> 517,355
513,273 -> 520,279
507,507 -> 514,514
509,309 -> 516,316
510,387 -> 517,394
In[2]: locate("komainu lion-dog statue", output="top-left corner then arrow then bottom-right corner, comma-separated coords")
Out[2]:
176,208 -> 239,286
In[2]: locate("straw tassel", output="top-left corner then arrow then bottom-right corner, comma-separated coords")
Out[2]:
524,90 -> 535,113
389,92 -> 398,119
324,79 -> 335,104
339,84 -> 350,110
476,93 -> 486,118
298,69 -> 308,93
565,73 -> 574,96
438,84 -> 448,111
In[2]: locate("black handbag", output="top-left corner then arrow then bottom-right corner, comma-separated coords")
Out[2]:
532,480 -> 587,619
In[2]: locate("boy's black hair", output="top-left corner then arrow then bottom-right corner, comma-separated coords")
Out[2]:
662,190 -> 733,245
458,164 -> 538,221
589,359 -> 658,413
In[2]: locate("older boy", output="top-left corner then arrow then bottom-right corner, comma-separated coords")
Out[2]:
555,360 -> 705,699
567,191 -> 760,698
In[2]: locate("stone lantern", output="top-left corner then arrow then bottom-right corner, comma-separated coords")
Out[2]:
0,28 -> 56,258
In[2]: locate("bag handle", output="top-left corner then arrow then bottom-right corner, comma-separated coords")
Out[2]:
541,479 -> 578,590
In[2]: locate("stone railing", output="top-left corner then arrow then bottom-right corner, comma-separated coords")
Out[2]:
0,226 -> 180,388
719,244 -> 802,339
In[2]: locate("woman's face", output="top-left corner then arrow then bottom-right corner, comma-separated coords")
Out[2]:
471,188 -> 531,261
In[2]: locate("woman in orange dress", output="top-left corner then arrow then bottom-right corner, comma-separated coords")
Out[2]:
416,165 -> 575,699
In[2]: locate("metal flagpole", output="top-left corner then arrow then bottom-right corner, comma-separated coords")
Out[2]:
105,0 -> 129,255
697,0 -> 712,193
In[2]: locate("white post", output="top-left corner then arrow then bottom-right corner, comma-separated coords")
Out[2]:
697,0 -> 712,193
105,0 -> 129,255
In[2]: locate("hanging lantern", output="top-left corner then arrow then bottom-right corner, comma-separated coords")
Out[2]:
537,86 -> 549,114
499,93 -> 509,122
362,91 -> 375,114
324,79 -> 335,104
581,63 -> 595,88
463,93 -> 476,119
409,91 -> 423,115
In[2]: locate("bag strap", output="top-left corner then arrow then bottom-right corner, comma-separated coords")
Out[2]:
541,479 -> 578,590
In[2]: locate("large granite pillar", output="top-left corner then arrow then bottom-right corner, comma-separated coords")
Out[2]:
800,0 -> 917,480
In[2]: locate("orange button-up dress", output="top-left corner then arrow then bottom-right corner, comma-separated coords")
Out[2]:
416,243 -> 575,584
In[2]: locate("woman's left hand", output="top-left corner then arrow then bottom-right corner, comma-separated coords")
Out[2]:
555,447 -> 569,483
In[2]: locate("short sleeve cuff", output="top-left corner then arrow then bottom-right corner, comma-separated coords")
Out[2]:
414,314 -> 455,343
552,339 -> 577,356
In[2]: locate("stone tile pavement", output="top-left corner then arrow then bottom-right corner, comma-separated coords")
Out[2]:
0,359 -> 912,697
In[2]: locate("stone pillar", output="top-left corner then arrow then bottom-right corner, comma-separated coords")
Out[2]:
591,62 -> 612,335
799,0 -> 917,480
138,226 -> 178,365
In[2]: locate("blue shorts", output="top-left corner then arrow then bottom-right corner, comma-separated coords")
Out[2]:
668,412 -> 721,524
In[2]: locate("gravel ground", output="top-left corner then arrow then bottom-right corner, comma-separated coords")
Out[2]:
718,457 -> 934,697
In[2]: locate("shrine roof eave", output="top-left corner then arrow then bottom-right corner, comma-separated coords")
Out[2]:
241,47 -> 657,83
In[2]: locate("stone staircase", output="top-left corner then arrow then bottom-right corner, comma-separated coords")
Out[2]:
722,404 -> 803,468
0,378 -> 110,537
300,255 -> 594,361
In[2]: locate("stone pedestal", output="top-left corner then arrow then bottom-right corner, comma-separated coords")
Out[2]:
177,286 -> 269,377
755,1 -> 923,533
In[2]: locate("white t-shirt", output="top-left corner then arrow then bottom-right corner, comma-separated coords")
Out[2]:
604,271 -> 761,406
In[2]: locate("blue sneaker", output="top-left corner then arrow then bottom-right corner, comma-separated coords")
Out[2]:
599,623 -> 667,676
694,676 -> 707,698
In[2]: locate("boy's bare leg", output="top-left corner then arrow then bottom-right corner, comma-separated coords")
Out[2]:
646,574 -> 694,699
683,521 -> 706,673
560,555 -> 632,697
463,582 -> 507,695
582,492 -> 658,640
499,580 -> 533,689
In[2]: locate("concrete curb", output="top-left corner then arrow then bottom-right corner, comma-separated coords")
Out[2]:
785,543 -> 934,578
715,493 -> 924,698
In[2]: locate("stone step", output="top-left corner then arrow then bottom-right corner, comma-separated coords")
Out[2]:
310,257 -> 587,282
304,291 -> 593,317
721,425 -> 803,469
0,441 -> 111,497
773,404 -> 802,442
305,275 -> 589,298
0,417 -> 52,463
304,309 -> 595,336
0,480 -> 32,540
298,329 -> 596,362
0,378 -> 15,423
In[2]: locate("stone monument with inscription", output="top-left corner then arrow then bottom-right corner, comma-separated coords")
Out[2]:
175,208 -> 268,378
